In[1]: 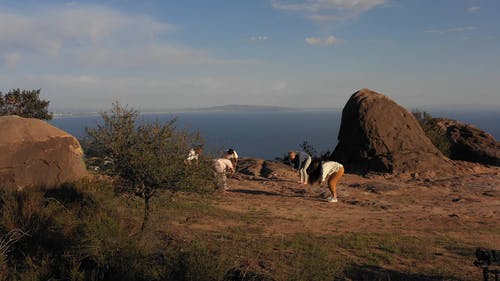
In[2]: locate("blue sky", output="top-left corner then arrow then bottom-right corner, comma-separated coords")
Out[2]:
0,0 -> 499,111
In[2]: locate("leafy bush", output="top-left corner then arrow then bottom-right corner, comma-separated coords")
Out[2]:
84,102 -> 215,231
299,140 -> 318,158
0,183 -> 235,281
0,89 -> 52,120
412,110 -> 451,157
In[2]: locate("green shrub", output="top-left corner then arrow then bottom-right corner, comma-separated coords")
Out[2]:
85,102 -> 216,231
287,234 -> 346,281
412,110 -> 451,157
0,179 -> 229,280
0,184 -> 146,281
0,89 -> 52,120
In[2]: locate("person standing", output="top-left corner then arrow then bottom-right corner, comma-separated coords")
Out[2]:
213,158 -> 234,192
309,161 -> 344,203
288,150 -> 311,185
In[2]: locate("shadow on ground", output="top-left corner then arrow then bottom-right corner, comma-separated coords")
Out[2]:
340,264 -> 461,281
228,188 -> 319,200
228,189 -> 282,197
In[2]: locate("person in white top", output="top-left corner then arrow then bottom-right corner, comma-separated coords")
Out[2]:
213,158 -> 234,191
223,148 -> 239,170
185,146 -> 203,165
309,161 -> 344,203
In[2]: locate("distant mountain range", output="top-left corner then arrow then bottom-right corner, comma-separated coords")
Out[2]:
167,104 -> 341,113
53,103 -> 500,117
193,104 -> 297,112
52,104 -> 338,117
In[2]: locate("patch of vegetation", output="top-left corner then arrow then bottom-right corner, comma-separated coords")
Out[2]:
285,234 -> 348,281
0,181 -> 488,280
84,102 -> 216,231
299,140 -> 318,159
328,232 -> 433,266
0,89 -> 52,120
436,236 -> 480,259
0,182 -> 230,281
412,110 -> 451,157
299,140 -> 332,161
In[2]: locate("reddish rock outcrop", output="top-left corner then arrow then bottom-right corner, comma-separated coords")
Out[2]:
238,158 -> 265,177
238,158 -> 296,180
0,115 -> 87,190
436,118 -> 500,166
331,89 -> 454,174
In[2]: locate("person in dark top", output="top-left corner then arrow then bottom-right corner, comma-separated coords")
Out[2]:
288,150 -> 311,185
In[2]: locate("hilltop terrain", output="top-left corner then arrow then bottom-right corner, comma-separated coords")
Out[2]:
155,157 -> 499,280
1,88 -> 499,280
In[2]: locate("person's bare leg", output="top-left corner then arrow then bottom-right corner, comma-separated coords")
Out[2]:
327,166 -> 344,199
299,168 -> 306,184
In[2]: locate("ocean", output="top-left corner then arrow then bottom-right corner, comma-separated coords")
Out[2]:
49,110 -> 499,160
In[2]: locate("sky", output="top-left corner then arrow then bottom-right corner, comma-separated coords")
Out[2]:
0,0 -> 499,112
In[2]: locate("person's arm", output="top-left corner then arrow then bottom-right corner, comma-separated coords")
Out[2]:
227,161 -> 235,175
185,150 -> 195,164
233,153 -> 238,167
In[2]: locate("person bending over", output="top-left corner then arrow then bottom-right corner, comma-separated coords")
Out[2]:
288,150 -> 311,185
213,158 -> 234,192
309,160 -> 344,203
223,148 -> 239,170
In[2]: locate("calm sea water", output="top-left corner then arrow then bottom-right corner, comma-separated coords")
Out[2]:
49,110 -> 499,160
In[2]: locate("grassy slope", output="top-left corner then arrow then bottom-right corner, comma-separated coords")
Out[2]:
1,174 -> 498,281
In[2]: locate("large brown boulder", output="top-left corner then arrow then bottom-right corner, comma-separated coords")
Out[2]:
331,89 -> 454,174
436,118 -> 500,166
0,115 -> 87,190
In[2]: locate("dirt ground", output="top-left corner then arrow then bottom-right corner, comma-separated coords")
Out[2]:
164,159 -> 500,280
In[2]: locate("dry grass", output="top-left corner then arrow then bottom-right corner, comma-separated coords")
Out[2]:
0,174 -> 497,280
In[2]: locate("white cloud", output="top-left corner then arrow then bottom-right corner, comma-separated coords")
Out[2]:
16,74 -> 295,110
3,52 -> 20,68
271,0 -> 386,21
247,35 -> 269,42
467,6 -> 480,13
325,35 -> 343,46
425,26 -> 476,35
271,81 -> 287,91
361,39 -> 394,44
308,14 -> 346,21
0,5 -> 250,69
305,37 -> 322,46
305,35 -> 344,46
72,45 -> 256,68
0,6 -> 172,54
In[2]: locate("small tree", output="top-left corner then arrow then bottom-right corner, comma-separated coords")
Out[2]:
300,140 -> 318,158
412,109 -> 451,157
0,89 -> 52,120
85,102 -> 214,232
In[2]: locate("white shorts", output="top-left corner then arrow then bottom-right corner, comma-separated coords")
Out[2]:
321,161 -> 343,183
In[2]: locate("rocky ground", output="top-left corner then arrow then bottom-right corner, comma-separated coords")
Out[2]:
221,158 -> 499,237
164,158 -> 500,280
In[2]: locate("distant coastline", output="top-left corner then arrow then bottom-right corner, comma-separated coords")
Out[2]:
52,104 -> 341,118
49,109 -> 499,160
52,103 -> 500,119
